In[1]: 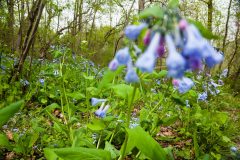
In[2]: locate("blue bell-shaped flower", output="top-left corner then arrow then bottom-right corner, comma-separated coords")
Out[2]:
177,77 -> 194,93
136,33 -> 160,73
197,92 -> 207,102
125,61 -> 139,83
95,103 -> 110,118
125,23 -> 148,40
91,98 -> 107,106
166,35 -> 186,78
182,25 -> 205,58
115,47 -> 130,65
108,58 -> 119,71
204,44 -> 224,68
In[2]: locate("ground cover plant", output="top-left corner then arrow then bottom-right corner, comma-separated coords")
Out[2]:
0,0 -> 240,159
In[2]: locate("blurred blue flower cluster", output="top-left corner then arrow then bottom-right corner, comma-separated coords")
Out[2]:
108,18 -> 223,93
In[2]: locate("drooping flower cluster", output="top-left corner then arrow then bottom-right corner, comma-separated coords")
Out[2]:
90,98 -> 110,118
108,18 -> 223,93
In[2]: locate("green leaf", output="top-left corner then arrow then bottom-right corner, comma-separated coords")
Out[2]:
157,70 -> 168,78
44,103 -> 60,112
41,99 -> 48,104
67,92 -> 85,100
188,19 -> 219,39
122,126 -> 167,159
98,67 -> 124,90
51,147 -> 111,160
222,136 -> 231,143
111,84 -> 140,102
87,119 -> 106,131
0,134 -> 10,148
139,6 -> 164,19
168,0 -> 179,8
44,148 -> 60,160
28,132 -> 39,148
0,100 -> 24,126
104,141 -> 120,159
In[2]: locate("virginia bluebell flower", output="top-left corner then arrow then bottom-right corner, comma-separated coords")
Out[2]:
230,146 -> 238,153
125,23 -> 147,40
198,92 -> 207,102
20,79 -> 30,86
218,79 -> 224,85
173,77 -> 194,93
95,103 -> 110,118
210,79 -> 221,88
136,33 -> 160,73
125,62 -> 139,83
166,35 -> 186,78
220,69 -> 228,78
91,98 -> 107,106
204,44 -> 224,68
108,58 -> 119,71
39,78 -> 45,86
183,25 -> 205,56
115,47 -> 130,65
182,25 -> 206,70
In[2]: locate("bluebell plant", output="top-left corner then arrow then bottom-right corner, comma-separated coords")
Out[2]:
94,102 -> 110,118
108,15 -> 223,93
91,98 -> 107,106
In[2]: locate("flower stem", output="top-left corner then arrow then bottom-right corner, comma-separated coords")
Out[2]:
119,84 -> 138,160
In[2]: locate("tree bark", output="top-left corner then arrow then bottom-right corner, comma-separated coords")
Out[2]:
227,20 -> 239,76
6,0 -> 15,53
9,0 -> 45,82
218,0 -> 232,71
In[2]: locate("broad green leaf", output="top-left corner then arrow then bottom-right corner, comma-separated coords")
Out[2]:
87,119 -> 106,131
123,126 -> 167,159
0,134 -> 10,148
157,70 -> 168,78
0,100 -> 24,126
44,148 -> 60,160
188,19 -> 219,39
139,6 -> 164,19
111,84 -> 140,103
104,141 -> 120,159
222,136 -> 231,142
67,91 -> 85,100
53,147 -> 111,160
28,132 -> 39,148
98,67 -> 124,90
44,103 -> 60,112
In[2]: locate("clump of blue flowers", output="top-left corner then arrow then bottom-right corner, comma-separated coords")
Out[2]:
108,9 -> 224,94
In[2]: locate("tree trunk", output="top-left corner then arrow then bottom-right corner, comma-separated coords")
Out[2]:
6,0 -> 15,53
227,19 -> 239,76
207,0 -> 213,31
218,0 -> 232,71
9,0 -> 45,82
138,0 -> 145,13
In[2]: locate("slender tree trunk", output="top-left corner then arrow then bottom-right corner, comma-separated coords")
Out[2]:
218,0 -> 232,71
6,0 -> 15,53
16,0 -> 25,53
9,0 -> 45,82
138,0 -> 145,13
227,20 -> 239,76
207,0 -> 213,31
